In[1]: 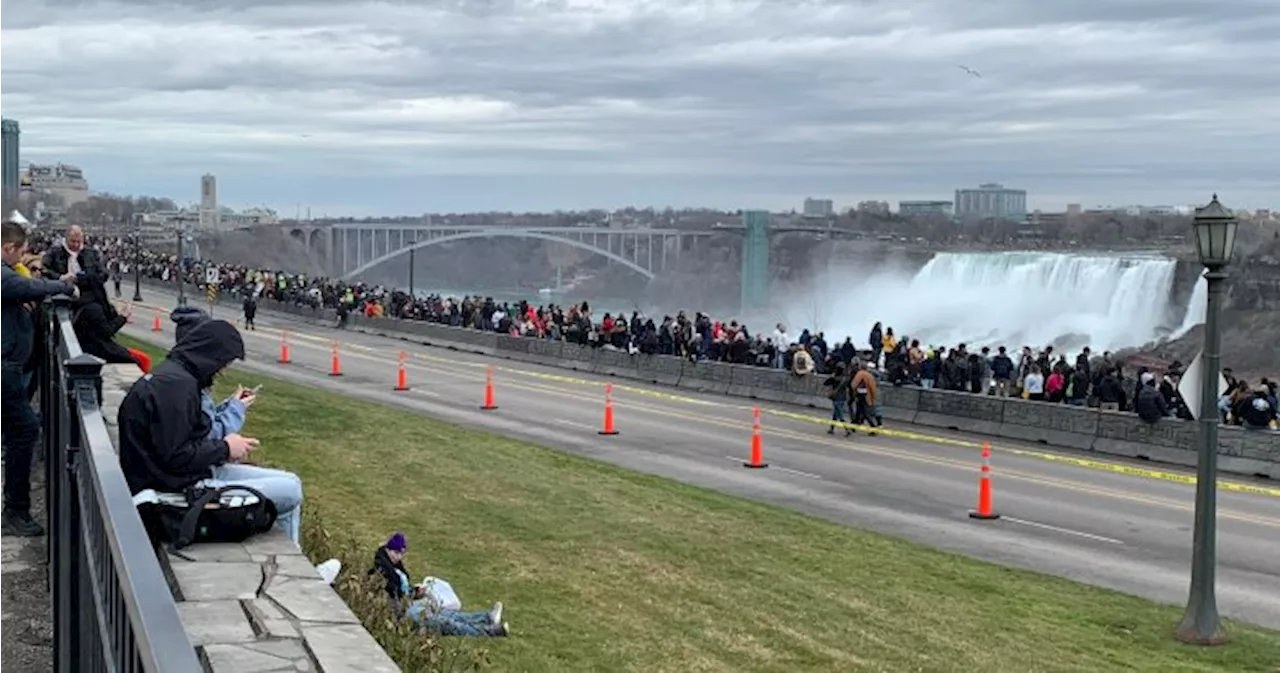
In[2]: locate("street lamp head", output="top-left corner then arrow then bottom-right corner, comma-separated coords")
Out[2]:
1192,194 -> 1238,269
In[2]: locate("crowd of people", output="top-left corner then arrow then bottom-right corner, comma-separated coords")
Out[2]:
3,221 -> 515,637
85,229 -> 1274,431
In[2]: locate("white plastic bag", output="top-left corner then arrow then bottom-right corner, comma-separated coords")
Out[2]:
418,576 -> 462,612
315,559 -> 341,586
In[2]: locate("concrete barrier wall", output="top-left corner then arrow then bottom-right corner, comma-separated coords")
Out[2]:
137,280 -> 1280,479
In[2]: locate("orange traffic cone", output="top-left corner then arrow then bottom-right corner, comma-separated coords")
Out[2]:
278,331 -> 292,364
151,311 -> 162,333
394,351 -> 410,392
598,383 -> 619,435
329,341 -> 343,377
743,407 -> 768,468
969,443 -> 1000,520
480,367 -> 498,410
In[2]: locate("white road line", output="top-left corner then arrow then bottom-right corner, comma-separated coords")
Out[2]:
409,389 -> 441,398
720,456 -> 823,479
1001,516 -> 1125,545
774,466 -> 824,480
555,419 -> 600,432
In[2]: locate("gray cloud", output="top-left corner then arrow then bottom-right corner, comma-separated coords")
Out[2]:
4,0 -> 1278,214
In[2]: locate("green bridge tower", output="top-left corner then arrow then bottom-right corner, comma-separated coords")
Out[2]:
740,210 -> 771,312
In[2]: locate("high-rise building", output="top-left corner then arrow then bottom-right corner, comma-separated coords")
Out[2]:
954,183 -> 1027,220
802,197 -> 834,218
22,163 -> 89,206
2,119 -> 19,206
199,174 -> 221,230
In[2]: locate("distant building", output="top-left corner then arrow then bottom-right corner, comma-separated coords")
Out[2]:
22,163 -> 89,206
856,200 -> 890,215
221,206 -> 279,228
954,183 -> 1027,219
1024,210 -> 1068,228
898,200 -> 953,217
1066,203 -> 1082,216
802,197 -> 834,218
2,119 -> 19,205
199,174 -> 221,230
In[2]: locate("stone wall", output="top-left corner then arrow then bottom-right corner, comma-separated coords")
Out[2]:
142,280 -> 1280,479
99,363 -> 400,673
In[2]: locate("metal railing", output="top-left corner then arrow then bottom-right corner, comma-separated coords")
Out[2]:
40,295 -> 202,672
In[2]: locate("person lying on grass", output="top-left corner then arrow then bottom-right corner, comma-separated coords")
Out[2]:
370,532 -> 509,637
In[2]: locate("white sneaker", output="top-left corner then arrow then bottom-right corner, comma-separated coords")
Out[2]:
488,601 -> 503,625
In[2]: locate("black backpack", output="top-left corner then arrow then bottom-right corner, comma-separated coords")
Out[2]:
139,485 -> 278,550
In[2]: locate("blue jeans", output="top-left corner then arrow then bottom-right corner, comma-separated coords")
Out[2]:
921,378 -> 935,389
201,464 -> 303,543
830,399 -> 847,423
2,366 -> 40,512
409,606 -> 501,637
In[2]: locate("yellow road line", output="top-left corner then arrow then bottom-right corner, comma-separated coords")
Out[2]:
121,300 -> 1280,500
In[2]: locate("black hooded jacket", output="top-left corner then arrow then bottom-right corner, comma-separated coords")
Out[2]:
72,297 -> 134,365
117,320 -> 245,494
368,545 -> 409,600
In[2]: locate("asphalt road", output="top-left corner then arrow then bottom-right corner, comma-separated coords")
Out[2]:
116,290 -> 1280,629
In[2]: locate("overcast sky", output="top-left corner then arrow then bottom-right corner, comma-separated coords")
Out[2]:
4,0 -> 1278,215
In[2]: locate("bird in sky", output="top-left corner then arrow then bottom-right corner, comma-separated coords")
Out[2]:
956,64 -> 982,78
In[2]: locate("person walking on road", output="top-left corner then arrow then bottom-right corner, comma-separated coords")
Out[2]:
2,220 -> 78,537
850,360 -> 881,434
242,289 -> 258,331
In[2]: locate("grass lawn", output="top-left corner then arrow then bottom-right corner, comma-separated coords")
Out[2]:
121,336 -> 1280,672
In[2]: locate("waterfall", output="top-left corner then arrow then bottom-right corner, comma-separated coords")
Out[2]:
807,252 -> 1181,353
1170,274 -> 1208,340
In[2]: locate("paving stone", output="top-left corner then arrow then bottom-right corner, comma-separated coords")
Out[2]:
242,528 -> 299,556
169,543 -> 255,563
246,598 -> 301,639
274,554 -> 323,580
265,577 -> 359,625
177,601 -> 255,646
171,563 -> 262,601
203,640 -> 313,672
302,624 -> 400,673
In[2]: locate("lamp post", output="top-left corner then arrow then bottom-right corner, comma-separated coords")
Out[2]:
176,224 -> 187,307
1175,194 -> 1237,646
131,218 -> 144,303
408,232 -> 417,299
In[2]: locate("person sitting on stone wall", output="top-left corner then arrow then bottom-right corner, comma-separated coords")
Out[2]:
169,307 -> 304,542
117,318 -> 304,544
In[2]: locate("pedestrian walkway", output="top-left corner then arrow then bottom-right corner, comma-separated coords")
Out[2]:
0,459 -> 53,673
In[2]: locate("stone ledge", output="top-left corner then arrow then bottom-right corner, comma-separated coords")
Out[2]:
99,364 -> 401,673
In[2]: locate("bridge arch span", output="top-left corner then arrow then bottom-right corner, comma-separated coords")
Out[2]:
341,230 -> 656,281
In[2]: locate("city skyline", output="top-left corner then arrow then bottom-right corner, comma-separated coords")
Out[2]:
3,1 -> 1279,215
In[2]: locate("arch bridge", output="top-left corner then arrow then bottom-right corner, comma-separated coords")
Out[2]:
304,225 -> 716,280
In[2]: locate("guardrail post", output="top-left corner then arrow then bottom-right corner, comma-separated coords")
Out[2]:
63,353 -> 104,671
42,297 -> 75,671
43,298 -> 64,576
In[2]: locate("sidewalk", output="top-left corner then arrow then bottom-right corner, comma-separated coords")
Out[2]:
1,459 -> 53,673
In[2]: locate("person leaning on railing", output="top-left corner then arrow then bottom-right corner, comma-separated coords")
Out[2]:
2,220 -> 78,537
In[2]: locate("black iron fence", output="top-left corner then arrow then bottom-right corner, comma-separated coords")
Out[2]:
40,295 -> 202,672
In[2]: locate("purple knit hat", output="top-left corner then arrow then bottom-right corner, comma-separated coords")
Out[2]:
386,532 -> 407,552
